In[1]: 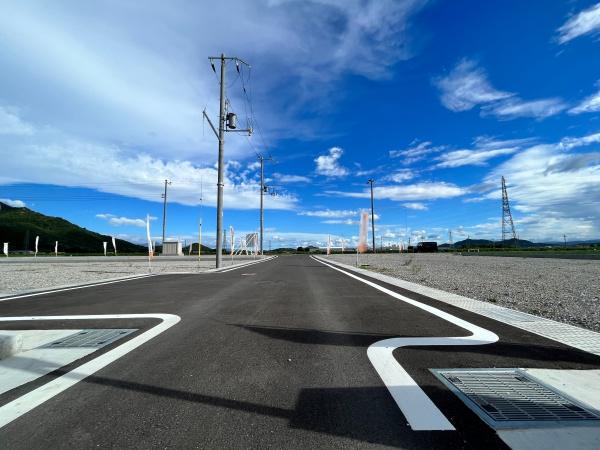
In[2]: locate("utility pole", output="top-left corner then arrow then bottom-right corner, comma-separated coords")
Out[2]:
367,179 -> 376,253
563,234 -> 567,248
258,154 -> 272,255
161,179 -> 172,252
449,230 -> 453,248
203,54 -> 252,268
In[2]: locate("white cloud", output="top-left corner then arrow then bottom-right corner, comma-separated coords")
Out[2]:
383,169 -> 415,182
273,173 -> 311,183
557,2 -> 600,44
477,132 -> 600,240
560,132 -> 600,150
389,141 -> 444,164
328,181 -> 465,201
314,146 -> 349,177
484,97 -> 568,120
437,147 -> 518,168
402,202 -> 427,210
434,59 -> 566,120
435,137 -> 533,168
299,209 -> 356,218
569,82 -> 600,114
322,219 -> 357,225
0,198 -> 26,208
0,1 -> 428,166
0,126 -> 297,210
0,106 -> 34,136
96,213 -> 157,227
433,59 -> 512,112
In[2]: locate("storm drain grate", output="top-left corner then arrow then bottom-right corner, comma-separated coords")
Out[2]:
433,369 -> 600,429
40,329 -> 137,349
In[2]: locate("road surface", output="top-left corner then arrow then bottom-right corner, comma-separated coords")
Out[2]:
1,255 -> 599,449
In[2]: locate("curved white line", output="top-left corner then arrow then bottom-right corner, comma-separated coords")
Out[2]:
0,313 -> 181,429
312,256 -> 498,431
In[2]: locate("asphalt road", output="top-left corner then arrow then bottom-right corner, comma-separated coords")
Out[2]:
1,255 -> 599,449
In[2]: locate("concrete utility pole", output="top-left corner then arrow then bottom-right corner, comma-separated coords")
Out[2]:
258,155 -> 272,255
367,179 -> 376,253
563,234 -> 567,248
161,179 -> 172,250
203,54 -> 252,268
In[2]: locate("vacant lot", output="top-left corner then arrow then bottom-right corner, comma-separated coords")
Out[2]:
0,255 -> 261,296
329,253 -> 600,332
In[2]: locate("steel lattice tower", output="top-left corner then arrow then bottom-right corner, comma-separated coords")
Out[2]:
501,176 -> 517,245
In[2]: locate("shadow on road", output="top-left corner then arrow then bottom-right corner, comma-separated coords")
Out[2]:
231,323 -> 400,347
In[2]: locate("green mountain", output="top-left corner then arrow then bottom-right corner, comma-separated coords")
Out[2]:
0,202 -> 147,254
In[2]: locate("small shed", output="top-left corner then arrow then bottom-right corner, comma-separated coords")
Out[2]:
162,241 -> 183,256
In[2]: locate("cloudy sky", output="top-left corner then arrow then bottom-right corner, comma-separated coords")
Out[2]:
1,0 -> 600,248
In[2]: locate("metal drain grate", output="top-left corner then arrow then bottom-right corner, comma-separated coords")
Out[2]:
433,369 -> 600,429
40,329 -> 137,349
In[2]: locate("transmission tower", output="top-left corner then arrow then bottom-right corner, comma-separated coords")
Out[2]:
501,176 -> 518,246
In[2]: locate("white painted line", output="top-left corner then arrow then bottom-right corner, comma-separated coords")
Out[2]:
311,256 -> 498,431
0,274 -> 154,302
0,257 -> 277,303
216,255 -> 277,273
316,256 -> 600,356
0,313 -> 180,429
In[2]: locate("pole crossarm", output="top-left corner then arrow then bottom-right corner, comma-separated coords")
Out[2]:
208,56 -> 250,67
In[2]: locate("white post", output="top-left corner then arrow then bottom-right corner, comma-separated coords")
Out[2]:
230,226 -> 235,265
55,241 -> 58,257
103,242 -> 107,256
112,236 -> 117,256
3,242 -> 8,257
35,236 -> 39,258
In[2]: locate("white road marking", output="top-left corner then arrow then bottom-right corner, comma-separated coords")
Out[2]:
316,256 -> 600,356
0,313 -> 180,429
0,274 -> 153,302
0,257 -> 275,303
311,256 -> 498,431
216,255 -> 277,273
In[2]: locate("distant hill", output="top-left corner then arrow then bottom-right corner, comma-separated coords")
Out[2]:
182,243 -> 215,254
440,238 -> 537,248
0,202 -> 146,254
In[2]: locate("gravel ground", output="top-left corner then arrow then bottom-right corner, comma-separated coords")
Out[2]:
0,256 -> 262,296
329,253 -> 600,333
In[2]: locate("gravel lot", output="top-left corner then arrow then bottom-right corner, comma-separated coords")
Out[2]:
329,253 -> 600,333
0,255 -> 262,296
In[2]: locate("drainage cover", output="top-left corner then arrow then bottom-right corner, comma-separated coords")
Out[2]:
433,369 -> 600,429
40,329 -> 137,349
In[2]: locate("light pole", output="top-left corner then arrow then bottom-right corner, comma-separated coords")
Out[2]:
367,179 -> 376,253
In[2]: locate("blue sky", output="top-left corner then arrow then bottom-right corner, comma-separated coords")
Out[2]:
1,0 -> 600,248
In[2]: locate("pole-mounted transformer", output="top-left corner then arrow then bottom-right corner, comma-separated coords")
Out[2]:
226,112 -> 237,129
